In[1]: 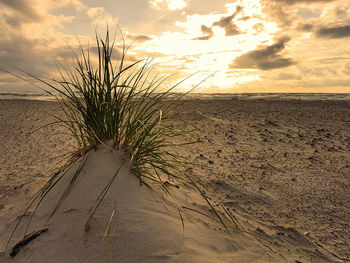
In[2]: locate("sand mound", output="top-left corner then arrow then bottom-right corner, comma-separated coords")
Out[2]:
0,146 -> 341,262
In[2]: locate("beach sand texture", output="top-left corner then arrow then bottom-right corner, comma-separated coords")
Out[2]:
0,98 -> 349,262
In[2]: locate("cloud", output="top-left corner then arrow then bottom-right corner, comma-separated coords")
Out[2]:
0,33 -> 57,80
87,7 -> 118,28
278,72 -> 302,80
87,7 -> 104,18
0,0 -> 86,30
192,5 -> 243,40
53,0 -> 86,11
126,33 -> 153,43
192,25 -> 214,40
260,0 -> 295,27
238,16 -> 251,21
272,0 -> 336,4
230,37 -> 296,70
333,5 -> 349,16
181,0 -> 228,15
212,5 -> 243,36
315,56 -> 350,63
297,7 -> 321,19
0,0 -> 87,81
149,0 -> 187,11
168,0 -> 187,10
316,25 -> 350,38
261,0 -> 336,28
0,0 -> 42,21
343,63 -> 350,74
0,0 -> 43,26
297,23 -> 314,31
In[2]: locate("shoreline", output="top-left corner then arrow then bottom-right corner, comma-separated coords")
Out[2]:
2,92 -> 350,102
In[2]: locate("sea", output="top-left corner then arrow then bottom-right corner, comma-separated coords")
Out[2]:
1,92 -> 350,102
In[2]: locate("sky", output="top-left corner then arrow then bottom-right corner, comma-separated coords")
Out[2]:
0,0 -> 350,93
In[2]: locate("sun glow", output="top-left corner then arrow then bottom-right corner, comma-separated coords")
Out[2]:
168,0 -> 187,10
150,0 -> 187,10
138,0 -> 278,90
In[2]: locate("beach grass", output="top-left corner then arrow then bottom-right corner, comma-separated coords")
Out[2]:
39,28 -> 194,187
5,27 -> 237,249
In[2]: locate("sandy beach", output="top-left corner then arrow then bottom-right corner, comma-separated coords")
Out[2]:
0,97 -> 349,262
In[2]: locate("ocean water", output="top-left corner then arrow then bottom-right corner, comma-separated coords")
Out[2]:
1,92 -> 350,101
184,93 -> 350,101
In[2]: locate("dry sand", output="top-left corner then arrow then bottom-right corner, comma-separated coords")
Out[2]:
0,98 -> 349,262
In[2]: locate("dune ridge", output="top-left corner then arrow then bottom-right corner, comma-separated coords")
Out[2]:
1,145 -> 340,263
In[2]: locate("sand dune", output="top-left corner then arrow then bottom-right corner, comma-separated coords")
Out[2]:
1,98 -> 349,262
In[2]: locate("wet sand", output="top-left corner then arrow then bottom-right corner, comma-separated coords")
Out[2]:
0,98 -> 349,262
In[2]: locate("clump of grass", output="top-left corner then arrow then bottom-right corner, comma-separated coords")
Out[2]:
5,27 -> 237,250
4,27 -> 198,227
18,28 -> 198,186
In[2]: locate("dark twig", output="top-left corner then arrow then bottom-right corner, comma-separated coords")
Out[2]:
10,228 -> 48,257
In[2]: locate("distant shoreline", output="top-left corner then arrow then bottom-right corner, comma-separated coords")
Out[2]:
1,92 -> 350,102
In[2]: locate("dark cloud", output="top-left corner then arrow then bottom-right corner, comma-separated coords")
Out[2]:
296,23 -> 314,31
238,16 -> 251,21
261,1 -> 292,27
212,5 -> 242,36
296,23 -> 350,39
230,37 -> 296,70
0,33 -> 56,79
0,0 -> 43,24
261,0 -> 335,28
126,33 -> 153,43
4,15 -> 22,27
192,5 -> 243,40
192,25 -> 214,40
316,25 -> 350,38
0,32 -> 138,91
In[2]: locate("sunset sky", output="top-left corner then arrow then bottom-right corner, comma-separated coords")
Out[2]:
0,0 -> 350,93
